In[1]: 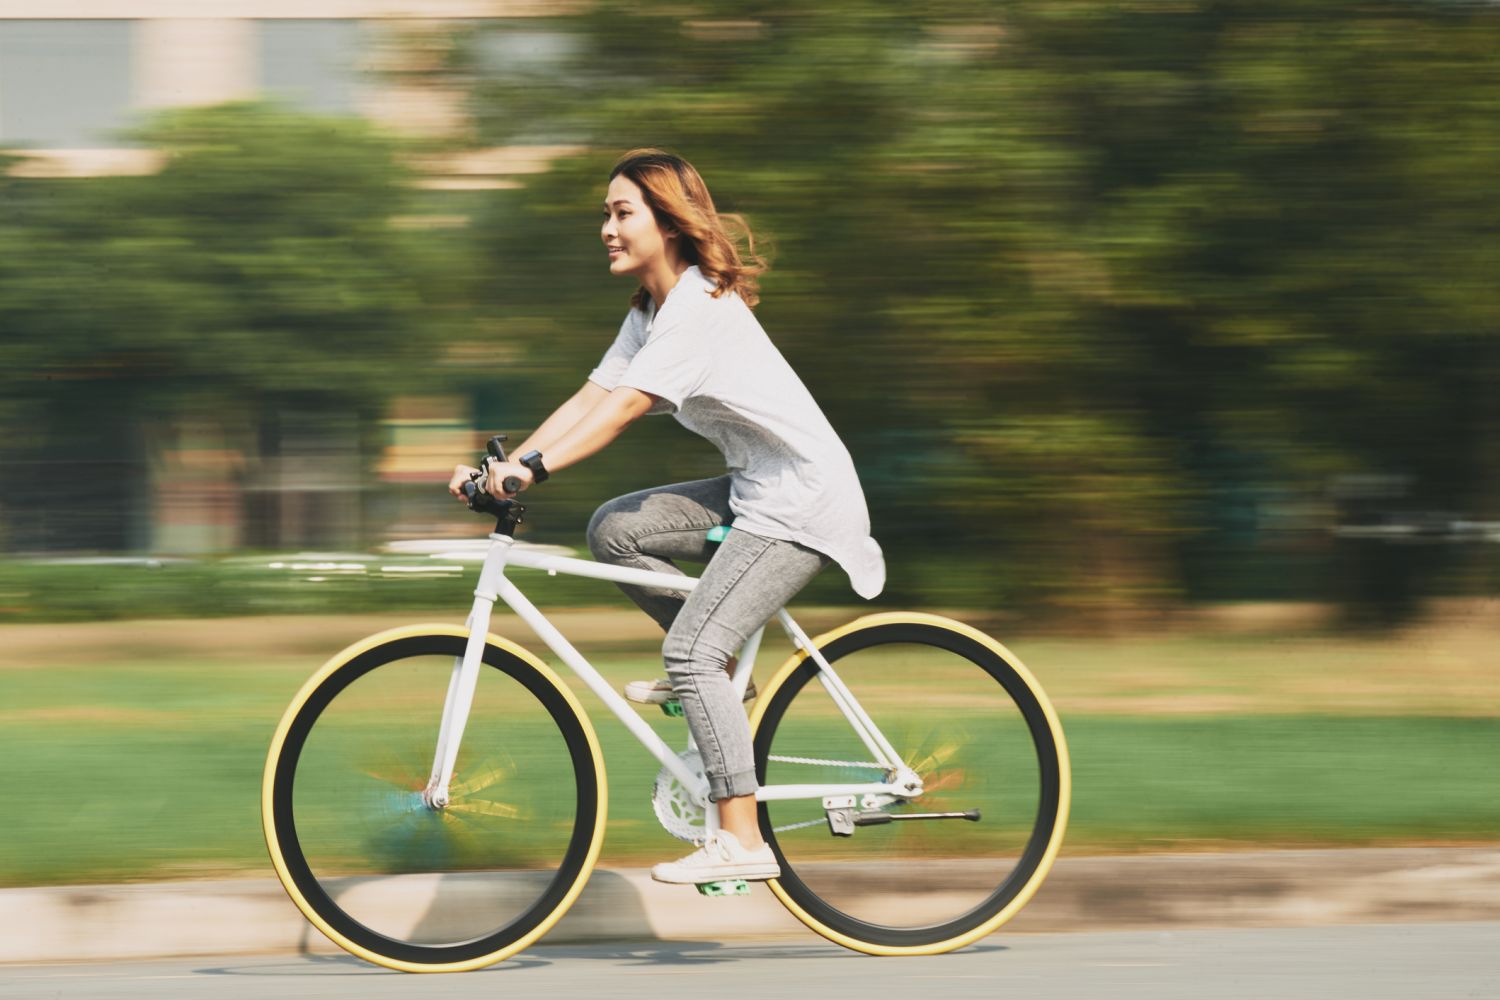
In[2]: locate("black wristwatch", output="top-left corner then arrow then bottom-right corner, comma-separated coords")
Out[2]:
518,450 -> 550,484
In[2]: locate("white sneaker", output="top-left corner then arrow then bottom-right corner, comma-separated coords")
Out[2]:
624,677 -> 757,705
650,830 -> 781,885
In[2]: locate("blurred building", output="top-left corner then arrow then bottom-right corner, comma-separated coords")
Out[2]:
0,1 -> 580,182
0,3 -> 577,554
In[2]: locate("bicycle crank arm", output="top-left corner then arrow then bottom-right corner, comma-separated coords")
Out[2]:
853,809 -> 981,826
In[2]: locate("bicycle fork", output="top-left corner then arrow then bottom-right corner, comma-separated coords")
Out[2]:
422,539 -> 510,811
421,612 -> 490,810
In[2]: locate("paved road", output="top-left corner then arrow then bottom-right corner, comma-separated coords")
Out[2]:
5,923 -> 1497,1000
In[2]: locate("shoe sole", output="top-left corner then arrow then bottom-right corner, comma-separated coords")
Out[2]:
651,864 -> 781,885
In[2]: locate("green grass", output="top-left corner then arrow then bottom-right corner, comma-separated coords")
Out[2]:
1063,716 -> 1500,849
4,661 -> 1497,886
3,618 -> 1496,888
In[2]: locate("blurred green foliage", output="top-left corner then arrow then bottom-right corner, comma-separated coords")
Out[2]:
0,104 -> 451,412
458,0 -> 1500,617
0,555 -> 851,624
0,103 -> 474,552
2,2 -> 1498,621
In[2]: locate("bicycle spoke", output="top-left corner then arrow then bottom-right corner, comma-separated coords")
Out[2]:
449,759 -> 514,797
446,799 -> 525,821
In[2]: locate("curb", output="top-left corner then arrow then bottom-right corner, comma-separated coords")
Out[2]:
3,847 -> 1498,964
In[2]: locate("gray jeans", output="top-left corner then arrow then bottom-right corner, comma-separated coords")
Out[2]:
588,476 -> 830,801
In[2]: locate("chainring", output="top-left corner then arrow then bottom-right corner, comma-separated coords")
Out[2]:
652,748 -> 708,842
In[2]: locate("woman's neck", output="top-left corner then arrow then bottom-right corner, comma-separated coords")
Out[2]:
640,256 -> 693,311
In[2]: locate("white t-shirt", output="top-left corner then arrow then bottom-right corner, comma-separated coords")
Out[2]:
587,265 -> 886,599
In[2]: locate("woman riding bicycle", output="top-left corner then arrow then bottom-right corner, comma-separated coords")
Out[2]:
448,148 -> 884,886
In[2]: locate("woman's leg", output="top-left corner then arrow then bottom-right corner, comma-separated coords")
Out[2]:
589,480 -> 832,871
586,476 -> 733,629
661,530 -> 831,847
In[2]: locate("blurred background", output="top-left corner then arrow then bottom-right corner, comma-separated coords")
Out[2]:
1,1 -> 1496,889
4,0 -> 1499,619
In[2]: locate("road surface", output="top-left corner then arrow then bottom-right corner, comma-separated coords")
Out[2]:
4,922 -> 1496,999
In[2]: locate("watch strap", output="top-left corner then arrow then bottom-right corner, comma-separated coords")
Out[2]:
518,450 -> 550,484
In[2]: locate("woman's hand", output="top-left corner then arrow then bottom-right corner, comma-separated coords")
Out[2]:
482,458 -> 534,499
447,464 -> 481,503
445,461 -> 535,504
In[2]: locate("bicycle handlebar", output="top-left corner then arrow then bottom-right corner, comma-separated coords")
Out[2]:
461,435 -> 527,535
464,434 -> 523,503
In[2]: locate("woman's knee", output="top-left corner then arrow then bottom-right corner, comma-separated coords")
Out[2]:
586,496 -> 637,563
662,621 -> 734,680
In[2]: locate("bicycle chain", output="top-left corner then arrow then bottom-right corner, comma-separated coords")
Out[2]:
771,817 -> 830,833
766,753 -> 887,771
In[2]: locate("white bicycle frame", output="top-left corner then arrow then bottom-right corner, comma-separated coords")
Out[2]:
422,531 -> 924,834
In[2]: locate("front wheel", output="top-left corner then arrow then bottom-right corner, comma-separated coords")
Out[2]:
751,612 -> 1070,955
262,626 -> 606,972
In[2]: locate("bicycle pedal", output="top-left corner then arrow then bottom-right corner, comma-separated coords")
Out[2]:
659,700 -> 685,718
696,879 -> 749,897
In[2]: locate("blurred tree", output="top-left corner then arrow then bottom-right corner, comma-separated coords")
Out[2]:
0,103 -> 477,551
4,6 -> 1495,622
451,0 -> 1500,620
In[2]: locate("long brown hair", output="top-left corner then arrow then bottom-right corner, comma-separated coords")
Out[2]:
609,148 -> 768,310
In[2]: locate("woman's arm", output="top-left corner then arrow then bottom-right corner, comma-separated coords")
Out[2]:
448,381 -> 624,503
512,380 -> 611,457
540,387 -> 656,473
470,386 -> 657,499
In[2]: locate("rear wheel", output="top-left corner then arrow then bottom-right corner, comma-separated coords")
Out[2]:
751,613 -> 1069,955
262,626 -> 606,972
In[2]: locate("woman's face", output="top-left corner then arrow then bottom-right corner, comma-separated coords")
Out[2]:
601,174 -> 676,278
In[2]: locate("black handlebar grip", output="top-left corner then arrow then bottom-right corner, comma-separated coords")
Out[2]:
486,435 -> 508,462
469,470 -> 525,500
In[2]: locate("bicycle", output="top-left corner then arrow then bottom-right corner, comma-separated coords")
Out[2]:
261,436 -> 1071,972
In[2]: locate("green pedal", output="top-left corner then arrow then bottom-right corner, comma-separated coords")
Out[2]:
659,700 -> 685,718
697,879 -> 749,897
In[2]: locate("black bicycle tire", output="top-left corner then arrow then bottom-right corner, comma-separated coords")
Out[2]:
751,614 -> 1069,955
262,627 -> 605,972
